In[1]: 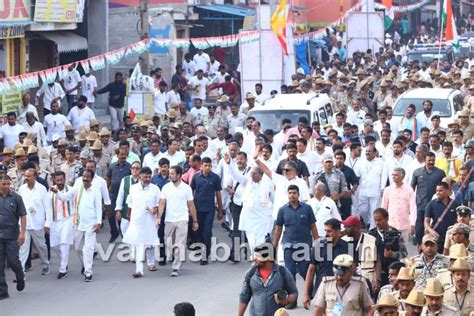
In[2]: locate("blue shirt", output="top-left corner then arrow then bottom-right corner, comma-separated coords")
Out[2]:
190,171 -> 222,212
275,202 -> 316,246
309,238 -> 350,296
151,174 -> 169,190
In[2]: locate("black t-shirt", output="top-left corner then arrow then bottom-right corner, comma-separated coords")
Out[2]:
425,198 -> 459,249
276,158 -> 310,178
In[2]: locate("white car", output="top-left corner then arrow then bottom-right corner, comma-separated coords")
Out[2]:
392,88 -> 464,128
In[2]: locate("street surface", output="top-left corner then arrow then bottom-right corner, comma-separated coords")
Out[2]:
0,222 -> 418,316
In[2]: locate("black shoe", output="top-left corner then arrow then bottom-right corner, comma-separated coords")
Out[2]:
16,278 -> 25,292
0,294 -> 9,300
84,274 -> 93,282
81,267 -> 85,275
93,251 -> 98,259
228,253 -> 239,263
200,259 -> 208,266
57,272 -> 67,279
285,302 -> 297,310
109,236 -> 118,243
158,261 -> 166,266
221,222 -> 231,232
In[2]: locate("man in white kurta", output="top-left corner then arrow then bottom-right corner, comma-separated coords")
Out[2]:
123,167 -> 160,278
227,161 -> 274,252
48,171 -> 74,278
18,169 -> 51,274
307,182 -> 340,236
54,169 -> 102,281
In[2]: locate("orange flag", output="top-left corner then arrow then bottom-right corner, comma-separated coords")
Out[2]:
129,107 -> 136,122
271,0 -> 288,55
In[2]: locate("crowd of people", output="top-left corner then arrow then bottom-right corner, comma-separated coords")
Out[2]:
0,23 -> 473,316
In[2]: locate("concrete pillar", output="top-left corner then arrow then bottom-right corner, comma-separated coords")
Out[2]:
88,0 -> 108,108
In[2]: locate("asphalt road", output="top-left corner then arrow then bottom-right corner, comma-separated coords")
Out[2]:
0,222 -> 418,316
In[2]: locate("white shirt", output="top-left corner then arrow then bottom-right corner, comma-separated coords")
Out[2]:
126,183 -> 160,214
453,144 -> 466,159
154,90 -> 168,115
270,171 -> 310,219
81,74 -> 97,103
188,76 -> 209,100
166,90 -> 181,106
227,164 -> 252,206
297,150 -> 319,176
63,69 -> 82,95
67,106 -> 96,133
375,141 -> 393,161
57,183 -> 102,231
36,83 -> 65,111
415,111 -> 434,129
209,72 -> 230,85
255,93 -> 270,105
405,159 -> 424,185
190,107 -> 209,125
159,150 -> 185,166
161,181 -> 194,222
0,123 -> 25,148
209,60 -> 220,77
347,109 -> 366,126
17,104 -> 39,124
354,158 -> 385,198
74,175 -> 111,205
381,154 -> 414,186
308,196 -> 340,235
193,52 -> 210,72
43,113 -> 70,141
114,176 -> 140,211
22,121 -> 48,147
143,151 -> 161,171
19,182 -> 51,230
227,113 -> 246,134
183,60 -> 195,80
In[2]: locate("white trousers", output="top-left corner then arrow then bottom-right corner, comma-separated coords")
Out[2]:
357,196 -> 381,229
54,244 -> 70,273
246,232 -> 267,258
108,106 -> 124,132
74,228 -> 96,277
134,245 -> 156,274
19,229 -> 50,271
120,219 -> 135,260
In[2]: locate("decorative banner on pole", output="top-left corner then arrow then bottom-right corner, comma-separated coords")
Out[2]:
39,68 -> 58,84
191,38 -> 210,50
105,47 -> 127,66
238,30 -> 261,45
57,65 -> 70,81
124,39 -> 150,57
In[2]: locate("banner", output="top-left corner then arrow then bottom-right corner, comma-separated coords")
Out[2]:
34,0 -> 77,23
0,26 -> 25,39
0,92 -> 21,114
0,0 -> 31,24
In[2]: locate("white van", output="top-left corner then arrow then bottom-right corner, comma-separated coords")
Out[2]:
392,88 -> 464,127
248,93 -> 333,132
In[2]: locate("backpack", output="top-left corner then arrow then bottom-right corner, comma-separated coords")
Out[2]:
244,264 -> 288,295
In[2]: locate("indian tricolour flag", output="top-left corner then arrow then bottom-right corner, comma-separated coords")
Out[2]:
442,0 -> 459,48
382,0 -> 394,30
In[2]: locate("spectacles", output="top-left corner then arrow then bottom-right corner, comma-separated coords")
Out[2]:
131,167 -> 140,170
283,168 -> 294,172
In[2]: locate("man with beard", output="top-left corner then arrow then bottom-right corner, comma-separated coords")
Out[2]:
394,267 -> 416,312
421,279 -> 458,315
400,290 -> 425,316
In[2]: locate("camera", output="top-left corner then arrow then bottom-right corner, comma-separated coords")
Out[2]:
383,230 -> 401,251
275,289 -> 288,301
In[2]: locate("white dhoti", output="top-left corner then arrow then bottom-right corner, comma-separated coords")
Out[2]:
50,217 -> 74,274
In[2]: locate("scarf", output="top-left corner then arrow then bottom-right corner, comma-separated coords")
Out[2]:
51,186 -> 71,221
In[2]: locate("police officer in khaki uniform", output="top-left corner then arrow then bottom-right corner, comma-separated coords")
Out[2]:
1,147 -> 14,169
90,140 -> 110,178
421,279 -> 459,315
411,234 -> 450,290
399,290 -> 425,316
457,109 -> 474,143
312,254 -> 373,316
393,267 -> 416,312
444,207 -> 474,254
27,145 -> 52,186
437,244 -> 474,289
52,139 -> 67,172
7,148 -> 27,191
375,292 -> 399,315
64,124 -> 77,147
443,258 -> 474,315
99,127 -> 116,158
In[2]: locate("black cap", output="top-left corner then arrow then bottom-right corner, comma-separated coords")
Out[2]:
118,127 -> 127,133
456,206 -> 472,216
431,115 -> 441,121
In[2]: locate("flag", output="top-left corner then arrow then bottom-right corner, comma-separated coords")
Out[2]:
129,107 -> 136,122
442,0 -> 459,48
382,0 -> 394,30
271,0 -> 288,55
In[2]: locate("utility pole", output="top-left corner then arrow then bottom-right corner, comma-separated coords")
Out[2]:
139,0 -> 150,75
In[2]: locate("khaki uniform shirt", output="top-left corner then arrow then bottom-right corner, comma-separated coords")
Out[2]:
125,138 -> 141,156
37,147 -> 50,162
102,140 -> 116,158
411,253 -> 450,290
460,123 -> 474,143
443,284 -> 474,316
312,276 -> 373,316
420,304 -> 460,315
383,94 -> 397,108
52,154 -> 66,172
65,137 -> 79,147
444,223 -> 474,254
342,233 -> 378,286
7,168 -> 24,191
373,90 -> 388,109
92,153 -> 111,178
59,161 -> 78,185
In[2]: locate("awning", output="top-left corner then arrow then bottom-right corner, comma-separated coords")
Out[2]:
195,4 -> 255,17
38,32 -> 88,53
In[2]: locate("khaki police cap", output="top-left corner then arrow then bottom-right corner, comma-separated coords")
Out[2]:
448,258 -> 471,272
402,290 -> 425,307
423,279 -> 444,297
